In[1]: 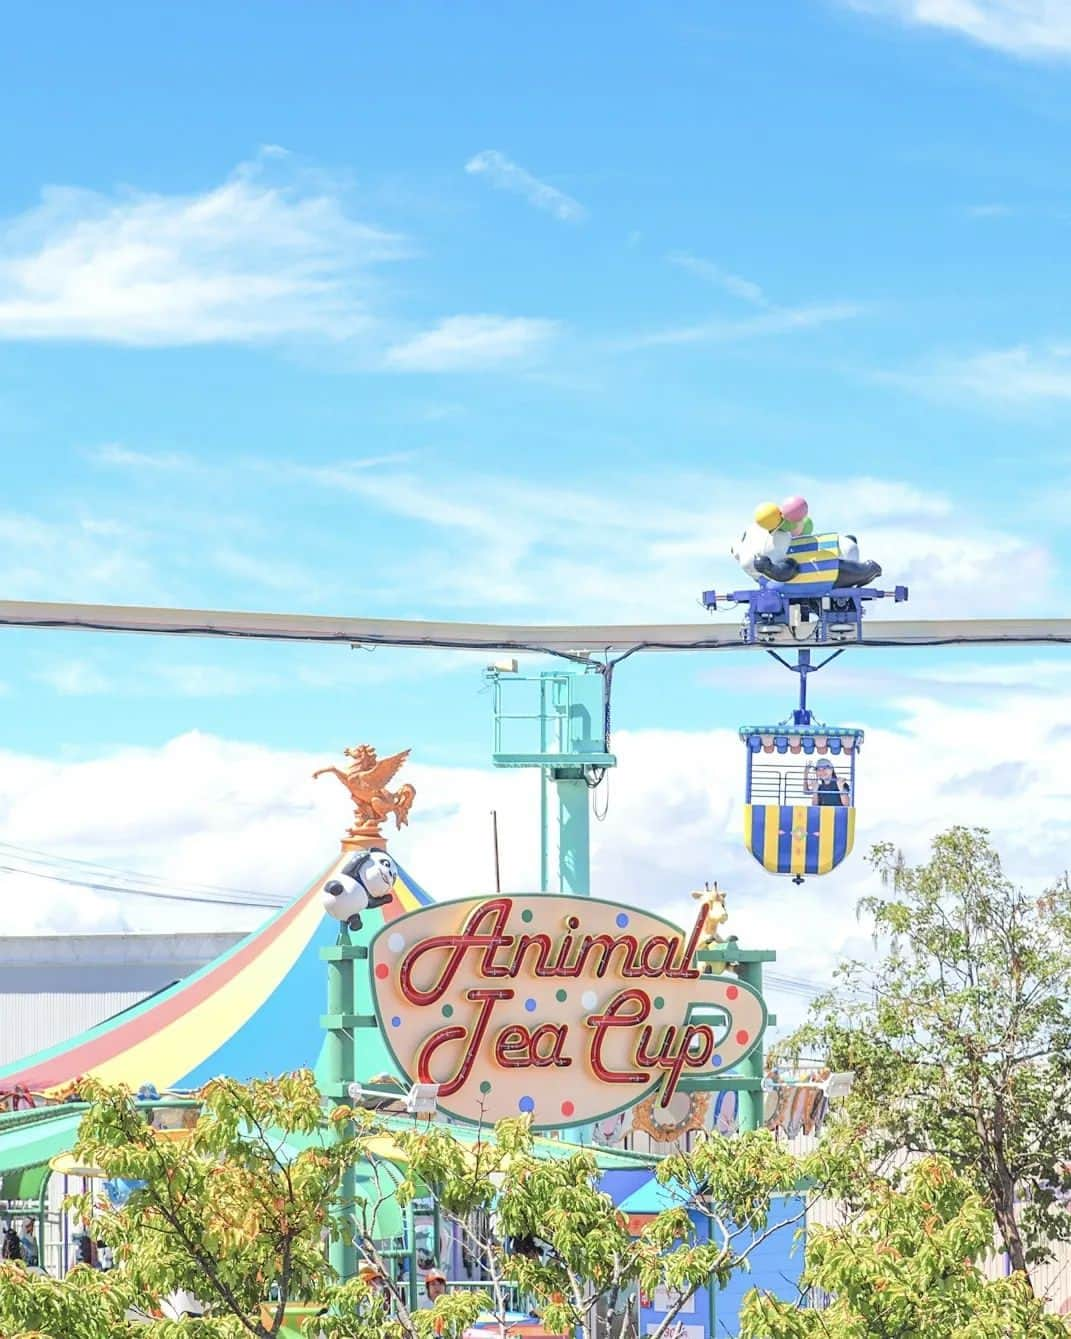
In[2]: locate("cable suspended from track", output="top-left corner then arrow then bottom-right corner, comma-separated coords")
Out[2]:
2,599 -> 1071,655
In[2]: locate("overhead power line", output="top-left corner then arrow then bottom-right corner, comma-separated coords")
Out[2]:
0,841 -> 288,910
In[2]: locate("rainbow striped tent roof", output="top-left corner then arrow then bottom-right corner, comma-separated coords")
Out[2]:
0,848 -> 434,1102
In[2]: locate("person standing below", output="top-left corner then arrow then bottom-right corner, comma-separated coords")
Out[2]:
420,1269 -> 447,1308
18,1220 -> 38,1268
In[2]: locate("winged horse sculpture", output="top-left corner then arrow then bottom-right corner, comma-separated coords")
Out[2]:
313,744 -> 416,844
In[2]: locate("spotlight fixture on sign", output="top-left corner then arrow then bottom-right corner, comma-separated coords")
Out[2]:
405,1082 -> 440,1116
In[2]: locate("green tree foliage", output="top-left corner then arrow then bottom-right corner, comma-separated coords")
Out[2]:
393,1117 -> 807,1339
780,826 -> 1071,1277
0,1077 -> 814,1339
0,1073 -> 486,1339
740,1156 -> 1069,1338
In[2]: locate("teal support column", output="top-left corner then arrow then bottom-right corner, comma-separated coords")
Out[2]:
540,768 -> 549,892
555,770 -> 590,896
735,958 -> 765,1134
406,1200 -> 418,1313
322,925 -> 357,1282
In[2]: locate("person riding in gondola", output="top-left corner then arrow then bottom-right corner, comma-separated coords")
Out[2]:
803,759 -> 849,807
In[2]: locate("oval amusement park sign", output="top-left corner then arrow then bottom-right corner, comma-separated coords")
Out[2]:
369,895 -> 767,1129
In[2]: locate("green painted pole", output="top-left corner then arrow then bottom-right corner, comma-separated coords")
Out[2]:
735,959 -> 765,1134
324,925 -> 357,1282
406,1200 -> 418,1313
555,772 -> 590,895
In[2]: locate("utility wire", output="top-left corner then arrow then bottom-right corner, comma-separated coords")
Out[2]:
0,841 -> 286,910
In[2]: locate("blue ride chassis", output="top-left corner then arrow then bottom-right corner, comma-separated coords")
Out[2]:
703,582 -> 909,644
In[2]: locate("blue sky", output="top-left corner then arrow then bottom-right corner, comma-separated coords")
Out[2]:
2,1 -> 1071,983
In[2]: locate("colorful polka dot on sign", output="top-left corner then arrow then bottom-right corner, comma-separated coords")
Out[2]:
442,1004 -> 454,1018
581,990 -> 597,1010
480,1081 -> 492,1094
653,996 -> 664,1010
555,989 -> 567,1003
561,1101 -> 575,1117
726,985 -> 739,1000
519,1096 -> 535,1113
387,933 -> 405,953
712,1055 -> 723,1067
524,998 -> 537,1013
374,963 -> 389,980
521,909 -> 533,923
736,1030 -> 749,1045
391,1016 -> 401,1029
615,912 -> 629,928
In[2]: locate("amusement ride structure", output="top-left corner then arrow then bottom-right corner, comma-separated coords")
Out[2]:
1,493 -> 1070,1332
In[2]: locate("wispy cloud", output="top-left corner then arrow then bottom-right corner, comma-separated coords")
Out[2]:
465,150 -> 587,223
0,150 -> 406,347
289,463 -> 1046,621
902,343 -> 1071,402
384,314 -> 559,372
88,444 -> 193,470
616,302 -> 860,350
668,252 -> 768,306
842,0 -> 1071,60
967,203 -> 1013,217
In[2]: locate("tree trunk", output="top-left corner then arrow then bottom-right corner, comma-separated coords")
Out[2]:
992,1175 -> 1031,1284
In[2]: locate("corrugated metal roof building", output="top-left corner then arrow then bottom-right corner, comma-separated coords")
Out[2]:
0,933 -> 243,1070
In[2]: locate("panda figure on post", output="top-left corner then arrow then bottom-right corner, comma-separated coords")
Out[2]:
321,848 -> 397,930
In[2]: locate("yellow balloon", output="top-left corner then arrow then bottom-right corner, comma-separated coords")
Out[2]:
754,501 -> 782,532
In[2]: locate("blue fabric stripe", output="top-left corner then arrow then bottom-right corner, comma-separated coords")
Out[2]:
795,558 -> 839,572
805,805 -> 822,875
750,803 -> 765,863
832,809 -> 849,867
776,807 -> 794,873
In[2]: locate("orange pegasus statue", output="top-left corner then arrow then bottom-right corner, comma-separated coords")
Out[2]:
313,744 -> 416,846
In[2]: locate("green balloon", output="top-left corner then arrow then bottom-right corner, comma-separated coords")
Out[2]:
800,517 -> 814,535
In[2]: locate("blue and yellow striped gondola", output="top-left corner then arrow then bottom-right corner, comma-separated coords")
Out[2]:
769,531 -> 843,596
740,724 -> 862,881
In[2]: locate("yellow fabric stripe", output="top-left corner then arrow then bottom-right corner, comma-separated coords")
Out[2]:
84,867 -> 332,1091
762,806 -> 780,872
846,807 -> 856,858
818,804 -> 836,874
788,532 -> 838,550
790,805 -> 808,875
786,568 -> 838,586
743,804 -> 753,853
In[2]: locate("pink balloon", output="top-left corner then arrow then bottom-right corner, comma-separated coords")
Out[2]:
780,495 -> 808,523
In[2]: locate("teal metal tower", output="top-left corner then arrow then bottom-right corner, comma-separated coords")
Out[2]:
485,664 -> 615,895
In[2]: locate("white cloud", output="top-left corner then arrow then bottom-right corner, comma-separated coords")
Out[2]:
844,0 -> 1071,59
36,661 -> 114,696
618,303 -> 860,350
88,444 -> 193,470
912,343 -> 1071,401
290,464 -> 1049,622
0,509 -> 159,602
5,701 -> 1070,1037
0,152 -> 406,346
384,315 -> 559,372
465,150 -> 587,222
967,203 -> 1013,217
668,252 -> 768,306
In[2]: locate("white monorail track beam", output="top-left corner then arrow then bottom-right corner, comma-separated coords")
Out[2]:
1,600 -> 1071,655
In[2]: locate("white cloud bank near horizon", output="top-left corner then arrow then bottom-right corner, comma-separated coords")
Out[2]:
3,692 -> 1069,1032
